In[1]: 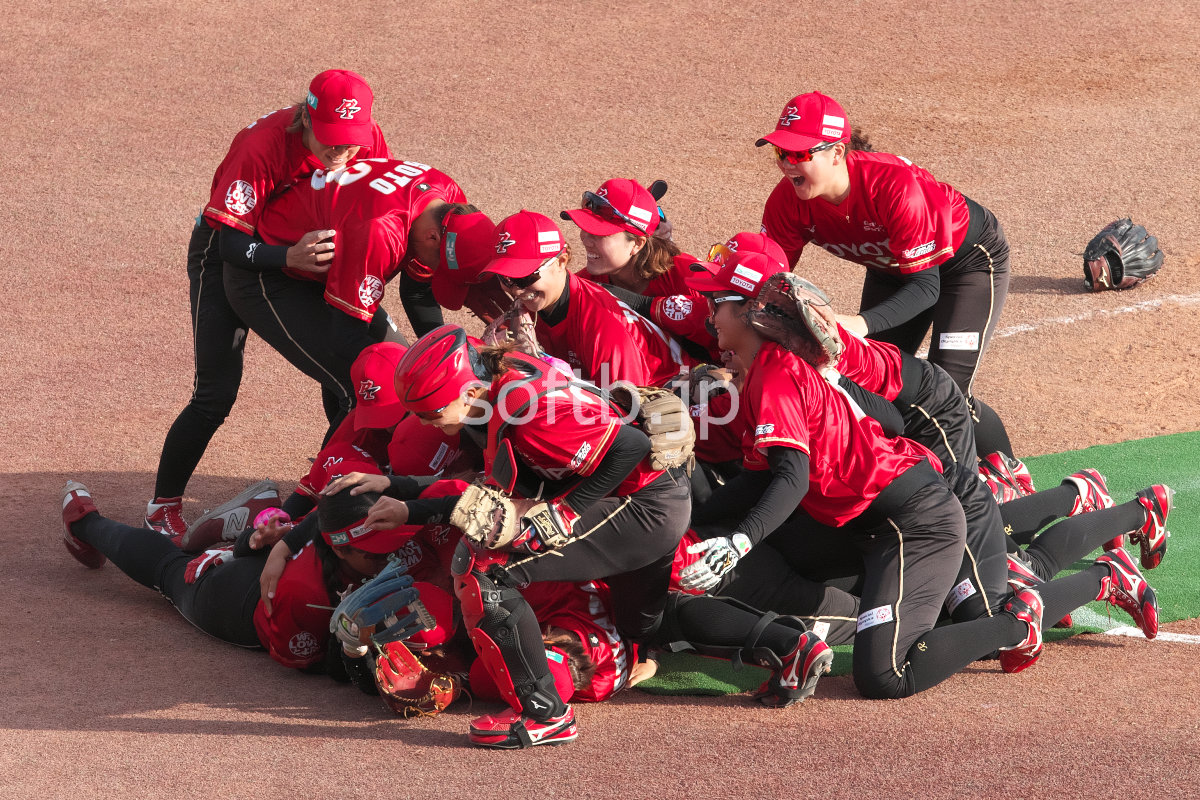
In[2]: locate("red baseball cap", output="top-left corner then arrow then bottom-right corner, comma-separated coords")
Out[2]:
321,518 -> 413,554
683,232 -> 789,298
432,211 -> 497,311
560,178 -> 659,237
306,69 -> 376,148
756,92 -> 849,152
482,210 -> 566,279
350,342 -> 408,430
311,442 -> 383,494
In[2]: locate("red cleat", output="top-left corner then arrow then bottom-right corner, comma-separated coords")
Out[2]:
999,587 -> 1044,674
754,631 -> 833,708
180,479 -> 281,552
61,481 -> 105,569
1095,548 -> 1159,639
145,496 -> 187,542
1130,485 -> 1172,570
1062,469 -> 1114,516
468,706 -> 578,749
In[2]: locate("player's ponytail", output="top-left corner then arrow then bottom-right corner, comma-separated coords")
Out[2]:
627,232 -> 682,282
848,127 -> 874,152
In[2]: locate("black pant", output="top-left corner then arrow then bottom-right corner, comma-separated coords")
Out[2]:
222,265 -> 399,441
506,469 -> 692,643
154,219 -> 249,499
73,511 -> 265,647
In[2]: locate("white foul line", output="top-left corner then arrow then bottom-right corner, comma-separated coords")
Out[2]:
993,292 -> 1200,340
1103,626 -> 1200,644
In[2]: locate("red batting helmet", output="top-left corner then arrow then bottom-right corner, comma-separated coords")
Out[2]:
394,325 -> 485,414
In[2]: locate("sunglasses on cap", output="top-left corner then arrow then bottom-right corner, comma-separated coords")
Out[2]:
581,191 -> 648,232
773,140 -> 840,165
706,242 -> 737,267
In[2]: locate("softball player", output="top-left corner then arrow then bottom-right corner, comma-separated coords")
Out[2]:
560,178 -> 717,359
61,481 -> 421,674
148,69 -> 391,539
480,210 -> 697,389
757,91 -> 1014,459
678,233 -> 1047,697
353,324 -> 832,748
224,158 -> 469,441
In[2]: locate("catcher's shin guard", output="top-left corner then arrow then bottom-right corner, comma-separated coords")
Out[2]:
451,540 -> 567,719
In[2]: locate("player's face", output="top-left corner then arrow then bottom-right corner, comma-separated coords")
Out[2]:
775,142 -> 841,201
503,254 -> 568,313
709,298 -> 751,352
413,386 -> 488,434
302,127 -> 362,170
578,230 -> 644,277
332,545 -> 392,579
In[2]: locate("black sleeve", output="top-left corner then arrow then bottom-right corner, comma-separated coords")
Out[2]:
218,225 -> 289,271
399,273 -> 445,337
328,309 -> 378,369
563,425 -> 650,512
405,494 -> 460,525
281,490 -> 316,520
730,447 -> 809,548
282,511 -> 320,554
386,474 -> 442,500
601,283 -> 654,316
691,467 -> 773,525
859,267 -> 940,334
837,375 -> 906,437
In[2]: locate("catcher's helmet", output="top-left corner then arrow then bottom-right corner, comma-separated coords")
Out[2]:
394,325 -> 485,414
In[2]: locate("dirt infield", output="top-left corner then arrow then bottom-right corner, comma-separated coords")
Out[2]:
5,1 -> 1200,796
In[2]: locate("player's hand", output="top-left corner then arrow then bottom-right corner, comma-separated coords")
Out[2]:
678,534 -> 752,592
322,471 -> 391,497
286,229 -> 336,274
249,508 -> 292,550
834,313 -> 868,337
259,539 -> 294,616
364,497 -> 409,530
628,657 -> 659,687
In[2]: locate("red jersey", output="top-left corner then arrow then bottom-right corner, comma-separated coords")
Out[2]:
203,106 -> 390,234
740,341 -> 938,526
537,271 -> 696,388
387,413 -> 469,478
580,264 -> 718,357
520,580 -> 637,702
486,353 -> 663,496
833,325 -> 907,402
761,150 -> 970,277
255,158 -> 466,320
690,390 -> 746,465
252,543 -> 340,670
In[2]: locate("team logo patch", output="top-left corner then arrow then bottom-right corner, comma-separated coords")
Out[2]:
357,276 -> 384,308
224,180 -> 256,216
902,240 -> 937,259
357,379 -> 380,401
496,231 -> 516,254
288,631 -> 321,658
944,579 -> 977,613
779,105 -> 801,127
335,98 -> 361,119
569,442 -> 593,469
755,423 -> 775,436
662,295 -> 693,322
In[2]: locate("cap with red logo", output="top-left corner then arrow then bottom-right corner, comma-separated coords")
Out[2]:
432,211 -> 497,311
560,178 -> 660,237
350,341 -> 408,431
306,69 -> 376,148
682,232 -> 790,298
482,210 -> 567,278
755,92 -> 849,152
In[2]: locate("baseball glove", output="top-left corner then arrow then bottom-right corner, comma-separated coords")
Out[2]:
450,483 -> 521,550
373,640 -> 461,717
608,386 -> 696,471
684,363 -> 732,407
330,560 -> 425,657
748,272 -> 844,368
481,297 -> 544,358
1083,218 -> 1163,291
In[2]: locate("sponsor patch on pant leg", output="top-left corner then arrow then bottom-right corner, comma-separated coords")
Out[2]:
812,621 -> 831,641
857,604 -> 894,632
938,331 -> 980,351
944,578 -> 978,613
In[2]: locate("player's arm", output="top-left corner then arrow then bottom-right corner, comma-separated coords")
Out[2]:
218,225 -> 335,274
398,272 -> 445,338
691,447 -> 809,547
857,267 -> 940,334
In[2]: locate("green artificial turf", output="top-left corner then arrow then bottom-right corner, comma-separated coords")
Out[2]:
637,432 -> 1196,695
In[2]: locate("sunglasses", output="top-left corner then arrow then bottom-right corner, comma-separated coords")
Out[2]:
773,140 -> 840,165
581,191 -> 648,232
497,255 -> 559,291
706,243 -> 737,267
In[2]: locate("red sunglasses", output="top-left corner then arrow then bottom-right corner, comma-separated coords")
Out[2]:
773,140 -> 840,165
